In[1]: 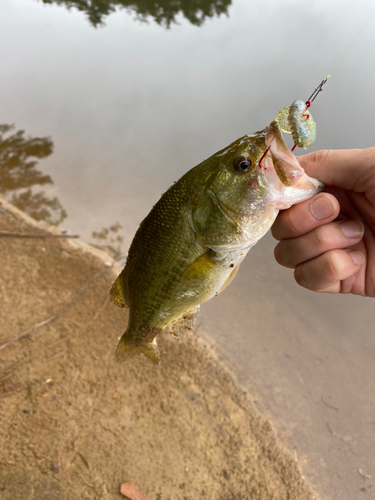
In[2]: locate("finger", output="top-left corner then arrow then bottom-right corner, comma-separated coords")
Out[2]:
313,282 -> 341,294
272,193 -> 340,240
294,249 -> 364,292
297,148 -> 375,192
274,220 -> 364,268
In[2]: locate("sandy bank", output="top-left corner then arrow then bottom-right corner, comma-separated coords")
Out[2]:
0,195 -> 318,500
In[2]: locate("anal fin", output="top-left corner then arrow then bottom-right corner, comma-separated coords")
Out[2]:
170,307 -> 199,339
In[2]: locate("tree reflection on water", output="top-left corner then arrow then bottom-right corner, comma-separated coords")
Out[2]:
90,222 -> 125,260
41,0 -> 231,27
0,124 -> 67,226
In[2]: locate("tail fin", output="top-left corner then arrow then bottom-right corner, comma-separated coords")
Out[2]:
115,332 -> 160,365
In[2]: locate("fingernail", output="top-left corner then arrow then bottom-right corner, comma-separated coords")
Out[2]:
349,251 -> 364,266
340,220 -> 364,238
310,196 -> 335,221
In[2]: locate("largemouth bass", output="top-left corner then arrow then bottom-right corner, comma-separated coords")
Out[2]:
110,111 -> 323,364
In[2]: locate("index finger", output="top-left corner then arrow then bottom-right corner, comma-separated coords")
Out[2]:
297,148 -> 375,193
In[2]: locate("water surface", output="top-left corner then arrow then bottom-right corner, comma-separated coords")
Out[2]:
1,0 -> 374,247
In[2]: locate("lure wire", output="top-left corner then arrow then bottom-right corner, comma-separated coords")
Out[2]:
290,76 -> 329,152
290,9 -> 375,153
306,76 -> 330,104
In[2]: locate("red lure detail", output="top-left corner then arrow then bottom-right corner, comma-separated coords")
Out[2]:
289,77 -> 328,152
291,102 -> 311,151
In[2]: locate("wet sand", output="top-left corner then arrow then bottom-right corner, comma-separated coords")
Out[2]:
200,233 -> 375,499
0,195 -> 318,499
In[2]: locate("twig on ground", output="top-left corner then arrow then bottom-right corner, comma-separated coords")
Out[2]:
0,231 -> 79,238
0,265 -> 114,352
17,412 -> 29,430
321,396 -> 339,411
0,362 -> 23,381
0,385 -> 28,398
50,348 -> 69,359
77,471 -> 95,488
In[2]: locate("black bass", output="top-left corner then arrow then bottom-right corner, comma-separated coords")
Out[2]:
110,111 -> 323,364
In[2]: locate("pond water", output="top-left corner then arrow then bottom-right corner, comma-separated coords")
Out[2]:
1,0 -> 374,248
1,2 -> 375,499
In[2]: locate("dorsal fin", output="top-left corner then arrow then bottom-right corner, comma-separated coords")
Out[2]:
109,272 -> 128,308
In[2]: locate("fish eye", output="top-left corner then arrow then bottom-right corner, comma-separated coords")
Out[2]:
233,156 -> 252,173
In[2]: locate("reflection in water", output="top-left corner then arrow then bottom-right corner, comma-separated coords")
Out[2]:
0,124 -> 67,226
90,222 -> 125,259
41,0 -> 231,27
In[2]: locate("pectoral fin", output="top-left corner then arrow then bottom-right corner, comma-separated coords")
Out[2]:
218,263 -> 241,294
182,251 -> 219,281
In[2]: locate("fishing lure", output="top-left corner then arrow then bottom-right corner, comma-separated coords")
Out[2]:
275,77 -> 329,150
275,99 -> 316,149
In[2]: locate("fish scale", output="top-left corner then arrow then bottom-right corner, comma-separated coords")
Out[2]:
110,120 -> 323,364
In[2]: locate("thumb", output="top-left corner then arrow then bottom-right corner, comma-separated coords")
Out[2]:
297,148 -> 375,193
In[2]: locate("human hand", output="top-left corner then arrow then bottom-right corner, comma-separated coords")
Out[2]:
272,148 -> 375,297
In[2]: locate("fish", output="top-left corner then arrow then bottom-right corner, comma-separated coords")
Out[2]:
110,115 -> 323,364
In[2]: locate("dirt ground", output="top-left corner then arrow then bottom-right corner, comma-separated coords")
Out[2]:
0,196 -> 319,500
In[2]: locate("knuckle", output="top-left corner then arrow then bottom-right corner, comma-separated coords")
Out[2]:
283,209 -> 300,236
272,209 -> 300,239
308,149 -> 331,167
362,147 -> 375,169
323,251 -> 345,280
312,225 -> 330,249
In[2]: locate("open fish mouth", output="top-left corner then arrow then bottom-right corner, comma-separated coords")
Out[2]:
262,120 -> 324,201
264,121 -> 306,187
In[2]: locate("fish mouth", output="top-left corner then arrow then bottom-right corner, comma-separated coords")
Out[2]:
264,121 -> 305,187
